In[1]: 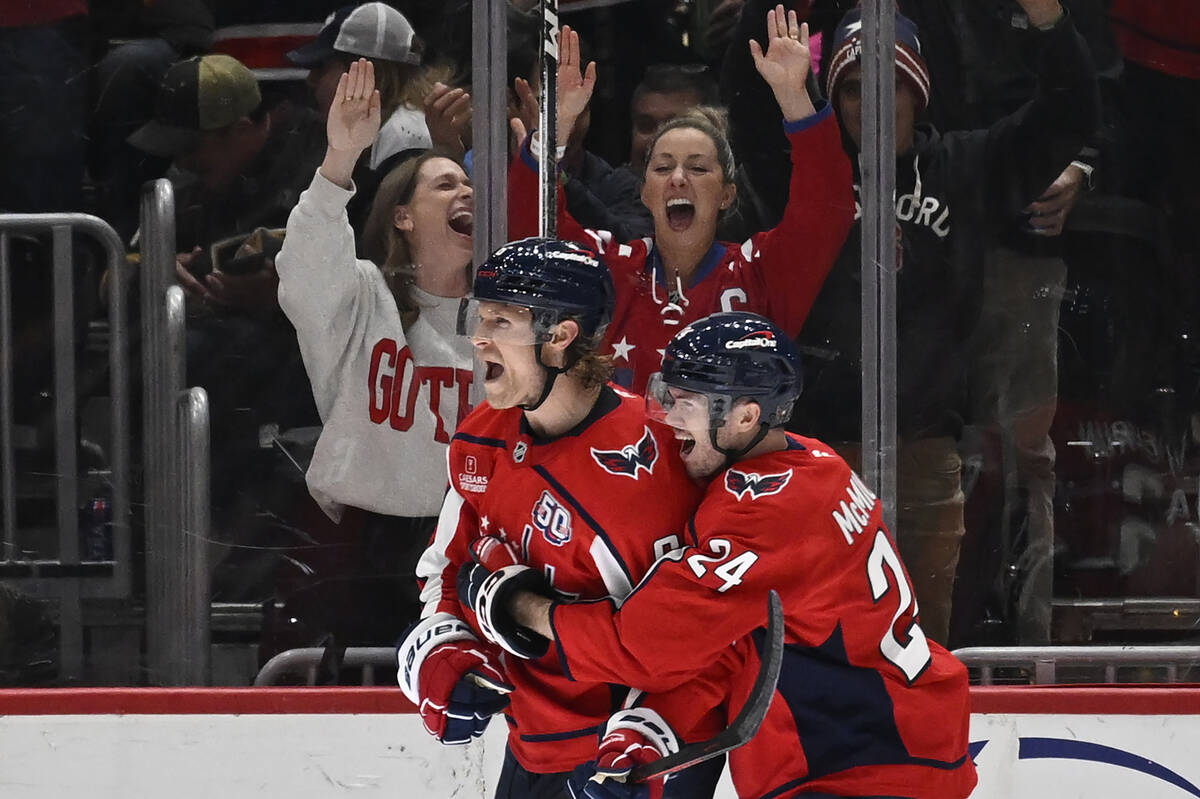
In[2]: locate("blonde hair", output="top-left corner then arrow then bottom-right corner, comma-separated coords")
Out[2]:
370,59 -> 457,121
646,105 -> 736,185
567,345 -> 613,390
360,149 -> 470,329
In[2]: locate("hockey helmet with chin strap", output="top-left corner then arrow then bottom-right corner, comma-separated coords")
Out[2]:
647,311 -> 803,461
460,236 -> 615,410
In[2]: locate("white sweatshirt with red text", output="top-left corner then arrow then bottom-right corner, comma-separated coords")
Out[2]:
277,171 -> 474,521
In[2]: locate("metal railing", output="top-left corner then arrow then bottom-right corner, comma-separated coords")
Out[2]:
254,647 -> 397,687
172,386 -> 210,684
0,213 -> 131,681
140,181 -> 212,685
953,645 -> 1200,685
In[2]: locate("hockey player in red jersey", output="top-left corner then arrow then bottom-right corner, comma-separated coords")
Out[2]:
508,9 -> 855,394
396,237 -> 723,798
469,312 -> 977,799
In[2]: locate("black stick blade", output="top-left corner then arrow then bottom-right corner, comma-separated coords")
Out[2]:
628,589 -> 785,782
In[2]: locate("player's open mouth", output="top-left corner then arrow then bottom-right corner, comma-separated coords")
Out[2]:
484,361 -> 504,381
448,210 -> 474,237
666,198 -> 695,232
676,431 -> 695,456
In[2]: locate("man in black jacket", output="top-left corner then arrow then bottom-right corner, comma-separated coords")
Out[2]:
789,0 -> 1099,644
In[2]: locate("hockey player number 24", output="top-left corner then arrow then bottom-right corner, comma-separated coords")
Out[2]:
652,536 -> 760,594
866,529 -> 932,682
686,539 -> 760,593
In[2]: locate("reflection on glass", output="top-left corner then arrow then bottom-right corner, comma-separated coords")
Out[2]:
0,0 -> 1198,693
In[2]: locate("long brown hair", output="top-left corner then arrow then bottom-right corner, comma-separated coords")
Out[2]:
361,149 -> 470,328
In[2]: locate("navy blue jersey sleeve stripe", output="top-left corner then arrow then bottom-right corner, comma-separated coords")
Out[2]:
452,432 -> 507,448
755,752 -> 969,799
549,603 -> 575,682
518,724 -> 605,743
533,464 -> 635,586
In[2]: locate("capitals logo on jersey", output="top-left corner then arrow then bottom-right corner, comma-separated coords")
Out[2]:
725,468 -> 793,501
590,427 -> 659,479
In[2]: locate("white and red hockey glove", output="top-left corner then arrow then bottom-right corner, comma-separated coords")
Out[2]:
457,536 -> 553,660
396,612 -> 513,745
566,708 -> 680,799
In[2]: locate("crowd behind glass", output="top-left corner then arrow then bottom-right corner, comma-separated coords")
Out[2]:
0,0 -> 1196,686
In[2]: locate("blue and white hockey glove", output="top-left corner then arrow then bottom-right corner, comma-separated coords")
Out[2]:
396,612 -> 513,745
457,536 -> 552,660
566,708 -> 679,799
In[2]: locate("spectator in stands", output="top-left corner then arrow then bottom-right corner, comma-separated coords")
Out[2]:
88,0 -> 216,243
508,0 -> 696,166
128,54 -> 325,309
896,0 -> 1118,645
509,17 -> 854,394
616,62 -> 773,240
628,63 -> 721,180
128,53 -> 327,598
275,59 -> 475,637
790,1 -> 1099,644
287,2 -> 466,236
508,42 -> 655,242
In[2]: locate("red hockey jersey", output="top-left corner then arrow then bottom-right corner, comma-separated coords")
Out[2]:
416,385 -> 707,773
550,434 -> 977,799
508,107 -> 855,394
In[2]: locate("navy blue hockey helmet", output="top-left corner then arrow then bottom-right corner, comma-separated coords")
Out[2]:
461,236 -> 615,345
649,311 -> 803,429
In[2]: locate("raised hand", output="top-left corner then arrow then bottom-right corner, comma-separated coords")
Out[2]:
1014,0 -> 1065,28
425,82 -> 472,158
327,58 -> 381,155
557,25 -> 597,132
749,5 -> 815,122
511,76 -> 539,142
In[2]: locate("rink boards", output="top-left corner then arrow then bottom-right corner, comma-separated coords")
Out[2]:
0,686 -> 1198,798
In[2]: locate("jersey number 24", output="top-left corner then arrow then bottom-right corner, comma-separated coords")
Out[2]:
866,529 -> 932,682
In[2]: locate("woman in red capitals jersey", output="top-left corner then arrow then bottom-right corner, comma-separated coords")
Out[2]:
484,313 -> 977,799
397,238 -> 722,799
508,7 -> 855,395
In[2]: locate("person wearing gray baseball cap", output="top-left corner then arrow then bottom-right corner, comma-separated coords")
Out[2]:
289,3 -> 463,167
287,3 -> 469,236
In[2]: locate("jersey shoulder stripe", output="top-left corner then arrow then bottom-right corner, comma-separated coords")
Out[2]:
533,463 -> 634,589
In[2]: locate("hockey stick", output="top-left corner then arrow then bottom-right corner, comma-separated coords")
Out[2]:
628,589 -> 785,782
539,0 -> 559,238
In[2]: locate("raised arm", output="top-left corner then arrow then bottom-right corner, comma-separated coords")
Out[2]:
976,0 -> 1100,220
277,60 -> 385,388
320,59 -> 382,189
749,5 -> 816,123
507,27 -> 618,253
711,5 -> 855,337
